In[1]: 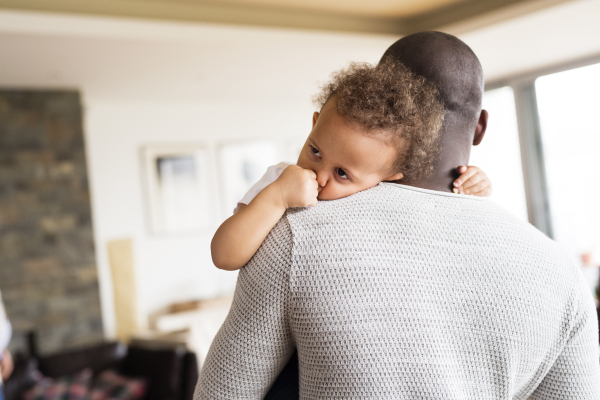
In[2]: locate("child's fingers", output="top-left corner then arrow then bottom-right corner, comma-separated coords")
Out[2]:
462,178 -> 487,195
461,172 -> 485,188
303,169 -> 319,190
471,187 -> 492,197
454,166 -> 478,188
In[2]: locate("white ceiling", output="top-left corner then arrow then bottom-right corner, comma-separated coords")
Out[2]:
0,0 -> 598,104
0,10 -> 397,104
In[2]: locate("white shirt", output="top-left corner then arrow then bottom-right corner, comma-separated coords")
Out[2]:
233,162 -> 292,214
0,291 -> 11,380
0,292 -> 10,353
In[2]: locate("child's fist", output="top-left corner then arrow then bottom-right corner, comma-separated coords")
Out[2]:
275,165 -> 319,208
453,165 -> 492,197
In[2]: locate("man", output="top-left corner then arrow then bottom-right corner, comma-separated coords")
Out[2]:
195,32 -> 600,399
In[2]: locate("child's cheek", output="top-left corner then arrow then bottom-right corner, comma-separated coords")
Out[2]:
316,187 -> 332,201
317,185 -> 345,201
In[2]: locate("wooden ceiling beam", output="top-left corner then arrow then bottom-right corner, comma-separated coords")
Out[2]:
0,0 -> 406,35
0,0 -> 575,35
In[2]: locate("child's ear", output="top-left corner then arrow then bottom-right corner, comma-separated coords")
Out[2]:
312,112 -> 320,128
384,172 -> 403,182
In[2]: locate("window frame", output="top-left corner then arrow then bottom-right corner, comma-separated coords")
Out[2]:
484,53 -> 600,238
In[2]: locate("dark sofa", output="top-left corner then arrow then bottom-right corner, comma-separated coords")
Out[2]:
3,342 -> 198,400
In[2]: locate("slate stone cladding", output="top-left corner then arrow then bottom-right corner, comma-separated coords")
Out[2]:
0,90 -> 103,355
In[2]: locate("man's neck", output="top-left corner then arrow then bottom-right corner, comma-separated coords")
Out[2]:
400,163 -> 461,193
400,127 -> 472,193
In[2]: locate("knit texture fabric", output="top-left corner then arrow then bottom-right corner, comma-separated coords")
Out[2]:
195,183 -> 600,399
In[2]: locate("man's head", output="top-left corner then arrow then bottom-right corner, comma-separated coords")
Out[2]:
381,31 -> 488,189
296,60 -> 446,200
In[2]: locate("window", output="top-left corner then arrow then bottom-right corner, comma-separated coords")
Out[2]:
536,63 -> 600,293
470,87 -> 528,221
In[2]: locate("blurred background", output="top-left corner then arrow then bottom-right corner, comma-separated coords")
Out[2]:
0,0 -> 599,398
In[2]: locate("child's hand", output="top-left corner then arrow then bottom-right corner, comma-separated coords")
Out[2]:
453,165 -> 492,197
274,165 -> 319,208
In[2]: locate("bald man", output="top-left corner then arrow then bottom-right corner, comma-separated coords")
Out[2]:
380,31 -> 488,193
196,32 -> 600,399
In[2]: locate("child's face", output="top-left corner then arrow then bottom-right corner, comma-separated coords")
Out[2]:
296,99 -> 404,201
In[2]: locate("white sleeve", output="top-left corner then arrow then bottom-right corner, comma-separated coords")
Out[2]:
0,318 -> 11,353
0,292 -> 11,352
233,162 -> 292,214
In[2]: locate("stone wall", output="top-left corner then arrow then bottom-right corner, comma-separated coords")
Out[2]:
0,90 -> 103,355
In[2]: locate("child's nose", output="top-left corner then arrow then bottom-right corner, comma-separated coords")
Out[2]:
316,172 -> 328,189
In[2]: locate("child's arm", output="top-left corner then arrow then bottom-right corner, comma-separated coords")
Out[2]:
452,165 -> 492,197
211,165 -> 318,271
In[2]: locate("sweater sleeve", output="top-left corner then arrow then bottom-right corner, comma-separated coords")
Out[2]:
194,217 -> 295,400
529,272 -> 600,399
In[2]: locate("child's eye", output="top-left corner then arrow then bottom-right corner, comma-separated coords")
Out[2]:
336,168 -> 349,180
310,146 -> 321,158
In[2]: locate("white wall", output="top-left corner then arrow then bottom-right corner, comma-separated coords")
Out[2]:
78,38 -> 395,337
84,101 -> 315,335
1,0 -> 599,337
0,11 -> 397,336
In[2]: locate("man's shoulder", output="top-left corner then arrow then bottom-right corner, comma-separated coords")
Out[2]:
285,182 -> 578,283
286,183 -> 398,221
286,182 -> 490,227
261,216 -> 293,254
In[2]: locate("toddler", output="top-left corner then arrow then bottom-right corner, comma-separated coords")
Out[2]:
212,61 -> 491,271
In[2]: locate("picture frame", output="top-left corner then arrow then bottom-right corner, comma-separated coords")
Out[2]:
141,144 -> 210,235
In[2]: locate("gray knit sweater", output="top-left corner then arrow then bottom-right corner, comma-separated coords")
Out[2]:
195,183 -> 600,399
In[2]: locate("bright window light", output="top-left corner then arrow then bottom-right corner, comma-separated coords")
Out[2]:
470,87 -> 528,222
536,63 -> 600,276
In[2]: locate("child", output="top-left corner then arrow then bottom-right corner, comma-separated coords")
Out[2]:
212,61 -> 491,271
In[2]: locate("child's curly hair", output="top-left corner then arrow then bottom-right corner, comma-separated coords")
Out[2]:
313,60 -> 446,182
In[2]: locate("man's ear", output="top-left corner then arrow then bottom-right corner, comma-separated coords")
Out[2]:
473,109 -> 488,146
384,172 -> 404,182
312,111 -> 320,128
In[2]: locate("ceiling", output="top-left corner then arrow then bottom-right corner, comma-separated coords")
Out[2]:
0,0 -> 575,35
0,0 -> 598,105
207,0 -> 466,18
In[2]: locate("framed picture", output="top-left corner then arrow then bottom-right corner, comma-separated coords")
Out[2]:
141,144 -> 210,235
217,140 -> 279,218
